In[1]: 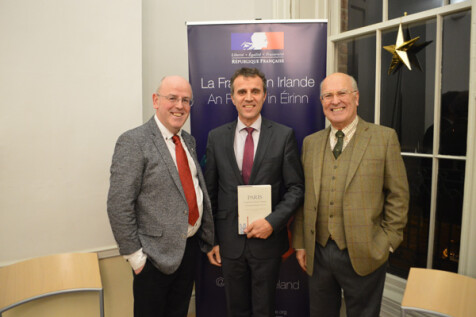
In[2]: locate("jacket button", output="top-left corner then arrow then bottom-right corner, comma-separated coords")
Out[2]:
184,210 -> 187,214
310,229 -> 314,234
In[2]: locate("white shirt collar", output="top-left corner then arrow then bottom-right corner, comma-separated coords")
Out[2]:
236,115 -> 262,132
154,114 -> 182,140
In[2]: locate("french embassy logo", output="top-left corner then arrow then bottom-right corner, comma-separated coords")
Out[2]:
230,32 -> 285,64
231,32 -> 284,50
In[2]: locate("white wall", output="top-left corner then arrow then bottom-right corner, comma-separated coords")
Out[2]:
0,0 -> 142,265
0,0 -> 277,266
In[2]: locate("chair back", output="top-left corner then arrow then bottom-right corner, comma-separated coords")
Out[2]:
0,253 -> 103,317
401,267 -> 476,317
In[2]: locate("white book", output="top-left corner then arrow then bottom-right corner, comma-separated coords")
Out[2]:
237,184 -> 272,234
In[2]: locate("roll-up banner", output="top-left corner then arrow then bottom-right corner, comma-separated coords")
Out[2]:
187,20 -> 327,317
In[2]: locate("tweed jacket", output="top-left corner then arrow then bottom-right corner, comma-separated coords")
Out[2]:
292,118 -> 409,276
205,117 -> 304,259
107,117 -> 214,274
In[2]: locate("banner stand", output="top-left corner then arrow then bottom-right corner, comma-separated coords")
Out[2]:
188,20 -> 327,317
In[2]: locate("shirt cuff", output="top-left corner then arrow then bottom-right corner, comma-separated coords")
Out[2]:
123,248 -> 147,270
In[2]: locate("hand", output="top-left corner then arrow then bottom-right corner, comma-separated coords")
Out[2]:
134,264 -> 145,275
207,245 -> 222,267
244,218 -> 273,239
295,249 -> 307,272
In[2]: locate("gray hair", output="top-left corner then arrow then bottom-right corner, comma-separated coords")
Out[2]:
320,73 -> 359,92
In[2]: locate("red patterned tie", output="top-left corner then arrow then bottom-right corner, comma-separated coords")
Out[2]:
242,127 -> 254,184
172,135 -> 199,225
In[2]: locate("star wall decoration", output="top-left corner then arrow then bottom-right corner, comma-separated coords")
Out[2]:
383,24 -> 432,75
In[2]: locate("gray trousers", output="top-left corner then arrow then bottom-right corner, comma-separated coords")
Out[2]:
309,240 -> 387,317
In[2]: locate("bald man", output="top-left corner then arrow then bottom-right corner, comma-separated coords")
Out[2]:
292,73 -> 409,317
107,76 -> 214,317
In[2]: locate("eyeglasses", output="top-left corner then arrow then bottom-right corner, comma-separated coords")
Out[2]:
157,94 -> 194,107
320,90 -> 357,102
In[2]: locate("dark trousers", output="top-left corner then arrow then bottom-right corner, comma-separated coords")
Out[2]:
132,236 -> 198,317
221,242 -> 281,317
309,240 -> 387,317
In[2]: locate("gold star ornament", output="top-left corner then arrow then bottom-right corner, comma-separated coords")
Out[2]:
383,24 -> 432,75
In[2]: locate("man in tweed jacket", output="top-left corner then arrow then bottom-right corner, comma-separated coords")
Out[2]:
291,73 -> 409,317
107,76 -> 214,317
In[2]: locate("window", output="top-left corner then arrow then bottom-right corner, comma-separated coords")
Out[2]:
380,20 -> 436,154
342,0 -> 382,31
388,0 -> 444,20
336,34 -> 376,122
332,1 -> 471,278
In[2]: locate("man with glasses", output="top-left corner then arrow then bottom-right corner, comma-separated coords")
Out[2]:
292,72 -> 409,317
205,67 -> 304,316
107,76 -> 214,317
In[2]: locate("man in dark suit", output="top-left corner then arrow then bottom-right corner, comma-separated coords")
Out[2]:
107,76 -> 214,317
292,72 -> 409,317
205,67 -> 304,317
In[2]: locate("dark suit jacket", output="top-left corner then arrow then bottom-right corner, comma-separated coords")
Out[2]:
292,118 -> 409,276
205,117 -> 304,259
107,117 -> 214,274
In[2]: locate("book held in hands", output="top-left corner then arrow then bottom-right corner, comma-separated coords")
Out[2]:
237,184 -> 271,234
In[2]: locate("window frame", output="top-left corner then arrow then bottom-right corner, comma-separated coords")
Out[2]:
328,0 -> 473,270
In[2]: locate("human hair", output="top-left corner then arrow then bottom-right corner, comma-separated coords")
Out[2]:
155,75 -> 193,98
349,75 -> 358,91
319,73 -> 359,92
230,67 -> 267,95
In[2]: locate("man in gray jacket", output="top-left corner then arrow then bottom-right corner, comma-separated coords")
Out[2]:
107,75 -> 214,317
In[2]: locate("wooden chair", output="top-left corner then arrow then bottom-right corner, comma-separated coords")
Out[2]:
401,267 -> 476,317
0,253 -> 104,317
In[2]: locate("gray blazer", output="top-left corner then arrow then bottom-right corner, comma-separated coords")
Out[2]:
205,117 -> 304,259
107,117 -> 214,274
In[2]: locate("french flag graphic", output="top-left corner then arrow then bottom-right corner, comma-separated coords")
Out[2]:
231,32 -> 284,50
